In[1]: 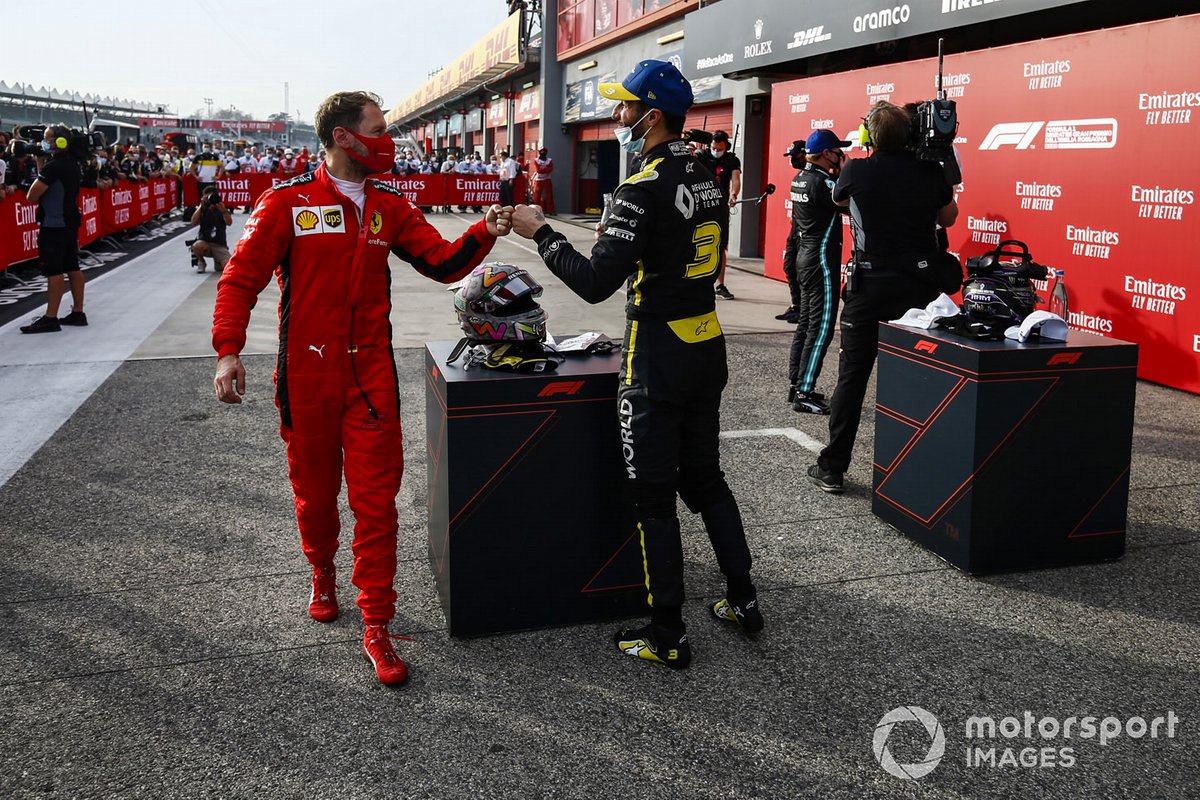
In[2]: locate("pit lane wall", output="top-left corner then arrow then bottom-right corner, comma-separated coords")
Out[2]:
1,178 -> 179,269
765,15 -> 1199,394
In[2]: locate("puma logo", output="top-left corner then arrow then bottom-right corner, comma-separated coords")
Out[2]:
298,193 -> 310,203
308,344 -> 326,358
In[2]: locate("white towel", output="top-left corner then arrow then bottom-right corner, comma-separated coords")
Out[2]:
889,294 -> 962,330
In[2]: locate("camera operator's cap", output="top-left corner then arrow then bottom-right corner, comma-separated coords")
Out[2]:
783,139 -> 806,157
599,59 -> 694,117
806,129 -> 851,153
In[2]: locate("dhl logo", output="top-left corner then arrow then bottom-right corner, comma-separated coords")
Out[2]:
915,340 -> 939,354
538,380 -> 585,398
1047,352 -> 1082,366
295,209 -> 319,231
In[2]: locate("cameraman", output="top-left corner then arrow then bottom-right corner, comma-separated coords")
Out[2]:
806,101 -> 958,494
19,125 -> 87,334
190,185 -> 232,274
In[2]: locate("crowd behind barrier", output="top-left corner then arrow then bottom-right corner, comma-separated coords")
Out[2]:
0,177 -> 179,271
0,172 -> 531,273
180,172 -> 527,210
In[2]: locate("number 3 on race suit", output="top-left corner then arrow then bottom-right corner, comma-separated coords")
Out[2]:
684,222 -> 722,280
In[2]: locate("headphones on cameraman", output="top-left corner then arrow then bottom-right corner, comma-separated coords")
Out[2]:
49,127 -> 68,151
858,105 -> 885,149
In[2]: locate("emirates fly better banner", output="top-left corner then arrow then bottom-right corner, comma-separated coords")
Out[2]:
766,15 -> 1200,393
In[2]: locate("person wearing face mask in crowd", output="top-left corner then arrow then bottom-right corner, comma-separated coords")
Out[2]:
783,130 -> 851,416
211,90 -> 514,686
191,144 -> 224,209
120,147 -> 145,182
696,130 -> 741,300
510,60 -> 763,673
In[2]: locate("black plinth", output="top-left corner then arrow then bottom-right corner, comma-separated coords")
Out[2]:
424,341 -> 646,636
872,324 -> 1138,574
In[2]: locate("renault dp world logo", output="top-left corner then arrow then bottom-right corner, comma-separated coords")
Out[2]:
873,706 -> 946,779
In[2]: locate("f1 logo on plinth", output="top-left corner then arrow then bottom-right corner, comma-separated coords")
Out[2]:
538,380 -> 585,398
1047,352 -> 1082,366
914,340 -> 939,354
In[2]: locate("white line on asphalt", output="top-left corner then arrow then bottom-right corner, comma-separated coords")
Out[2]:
0,225 -> 208,488
720,427 -> 826,454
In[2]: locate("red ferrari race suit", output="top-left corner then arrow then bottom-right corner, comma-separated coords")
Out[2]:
212,164 -> 496,624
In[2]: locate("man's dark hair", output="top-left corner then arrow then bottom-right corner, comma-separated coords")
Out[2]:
202,185 -> 219,197
866,101 -> 912,152
315,91 -> 383,148
712,130 -> 730,143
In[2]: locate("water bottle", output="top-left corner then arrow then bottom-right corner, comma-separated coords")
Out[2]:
1049,269 -> 1069,320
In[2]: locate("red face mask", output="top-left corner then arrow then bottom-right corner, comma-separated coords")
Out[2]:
343,129 -> 395,173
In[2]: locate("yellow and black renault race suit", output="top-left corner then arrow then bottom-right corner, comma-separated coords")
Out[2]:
530,138 -> 755,634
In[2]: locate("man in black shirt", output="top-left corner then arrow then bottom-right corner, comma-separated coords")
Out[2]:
190,185 -> 232,273
807,102 -> 958,493
695,130 -> 741,300
511,59 -> 762,671
20,126 -> 87,334
785,130 -> 850,416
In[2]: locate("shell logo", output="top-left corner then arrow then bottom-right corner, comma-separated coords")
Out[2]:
370,210 -> 383,235
295,209 -> 320,231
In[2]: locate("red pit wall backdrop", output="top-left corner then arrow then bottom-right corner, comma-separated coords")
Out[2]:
767,15 -> 1200,394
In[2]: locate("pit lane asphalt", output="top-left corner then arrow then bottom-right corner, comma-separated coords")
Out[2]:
0,212 -> 1197,799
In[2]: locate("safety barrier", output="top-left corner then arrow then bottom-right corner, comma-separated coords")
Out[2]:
1,177 -> 179,270
180,172 -> 527,209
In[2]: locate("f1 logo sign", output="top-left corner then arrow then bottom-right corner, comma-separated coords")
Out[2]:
1047,352 -> 1082,366
978,122 -> 1044,150
538,380 -> 585,398
914,340 -> 939,354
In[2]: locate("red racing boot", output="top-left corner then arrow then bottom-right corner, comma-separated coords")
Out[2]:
363,625 -> 410,685
308,564 -> 338,623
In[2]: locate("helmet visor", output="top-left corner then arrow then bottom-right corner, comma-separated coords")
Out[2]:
486,274 -> 539,307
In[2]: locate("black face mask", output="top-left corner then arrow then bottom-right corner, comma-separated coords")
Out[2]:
790,156 -> 805,170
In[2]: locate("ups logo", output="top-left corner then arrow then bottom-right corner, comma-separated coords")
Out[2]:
323,208 -> 343,228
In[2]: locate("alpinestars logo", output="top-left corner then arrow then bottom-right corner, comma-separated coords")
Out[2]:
979,119 -> 1118,150
788,26 -> 831,50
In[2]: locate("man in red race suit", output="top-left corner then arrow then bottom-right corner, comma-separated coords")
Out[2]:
532,147 -> 555,215
211,91 -> 512,685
